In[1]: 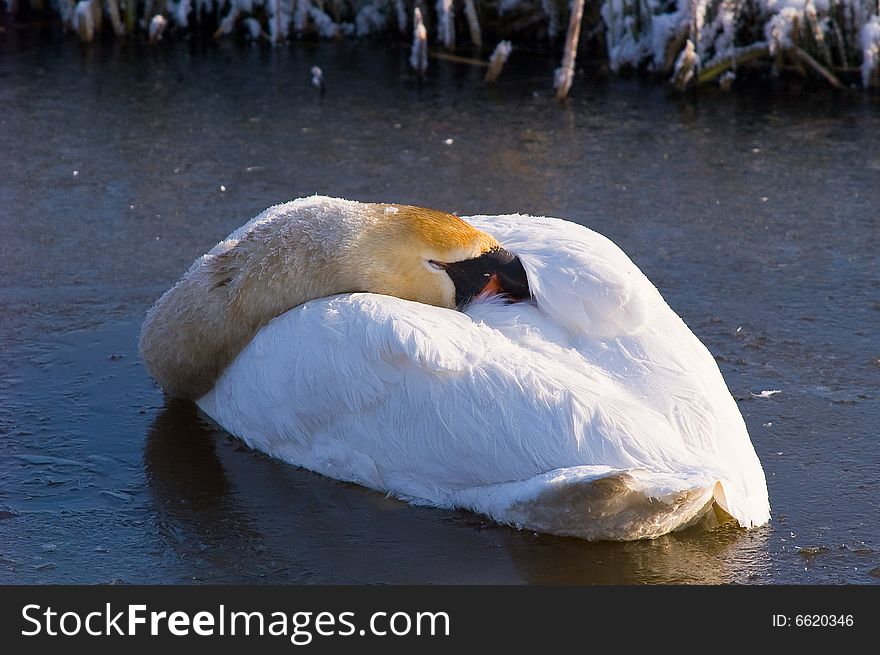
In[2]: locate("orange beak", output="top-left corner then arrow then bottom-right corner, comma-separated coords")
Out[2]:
443,246 -> 531,308
475,273 -> 504,300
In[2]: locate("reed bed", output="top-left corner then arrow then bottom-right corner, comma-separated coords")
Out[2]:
5,0 -> 880,94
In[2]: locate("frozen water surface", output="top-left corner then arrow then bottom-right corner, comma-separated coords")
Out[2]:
1,36 -> 878,584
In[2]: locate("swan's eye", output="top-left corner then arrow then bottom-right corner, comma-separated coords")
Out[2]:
427,260 -> 448,272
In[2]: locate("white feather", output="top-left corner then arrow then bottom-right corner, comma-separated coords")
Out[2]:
197,210 -> 770,540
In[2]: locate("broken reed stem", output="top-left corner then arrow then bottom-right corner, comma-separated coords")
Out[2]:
790,45 -> 845,89
697,44 -> 770,83
429,50 -> 489,67
697,42 -> 845,90
663,23 -> 690,73
485,41 -> 512,83
148,14 -> 167,43
672,39 -> 698,90
554,0 -> 585,99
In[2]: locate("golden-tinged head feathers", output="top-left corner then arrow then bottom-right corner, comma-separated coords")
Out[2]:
380,203 -> 500,256
140,196 -> 508,399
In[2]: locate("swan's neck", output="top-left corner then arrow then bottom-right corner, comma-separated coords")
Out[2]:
139,201 -> 377,399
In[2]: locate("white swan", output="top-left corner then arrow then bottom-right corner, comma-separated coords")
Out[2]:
141,195 -> 770,541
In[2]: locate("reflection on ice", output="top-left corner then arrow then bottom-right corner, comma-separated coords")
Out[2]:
145,400 -> 771,584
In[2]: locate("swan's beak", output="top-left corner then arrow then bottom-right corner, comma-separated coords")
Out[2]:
444,247 -> 531,308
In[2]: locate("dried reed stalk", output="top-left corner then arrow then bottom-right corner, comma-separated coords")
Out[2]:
463,0 -> 482,47
554,0 -> 585,99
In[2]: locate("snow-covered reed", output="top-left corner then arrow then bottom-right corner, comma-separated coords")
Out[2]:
436,0 -> 455,50
72,0 -> 101,43
310,64 -> 325,93
410,6 -> 428,75
485,39 -> 512,82
14,0 -> 880,91
863,14 -> 880,88
148,13 -> 166,42
554,0 -> 585,98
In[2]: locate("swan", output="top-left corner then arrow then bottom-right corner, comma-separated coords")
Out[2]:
140,195 -> 770,541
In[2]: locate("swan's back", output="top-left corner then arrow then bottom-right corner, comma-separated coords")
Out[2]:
197,214 -> 770,540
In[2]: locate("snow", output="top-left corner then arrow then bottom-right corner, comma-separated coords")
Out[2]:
214,7 -> 240,37
598,0 -> 877,83
861,15 -> 880,87
410,8 -> 428,75
310,65 -> 324,92
268,0 -> 293,43
766,7 -> 803,55
672,39 -> 699,89
436,0 -> 455,50
355,4 -> 387,37
490,40 -> 513,63
309,7 -> 339,39
294,0 -> 310,34
486,40 -> 513,82
38,0 -> 880,89
167,0 -> 191,28
72,0 -> 98,43
244,17 -> 263,40
148,14 -> 167,43
541,0 -> 559,40
394,0 -> 407,34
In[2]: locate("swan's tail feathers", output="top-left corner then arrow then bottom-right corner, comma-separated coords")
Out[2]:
710,478 -> 771,531
454,467 -> 730,541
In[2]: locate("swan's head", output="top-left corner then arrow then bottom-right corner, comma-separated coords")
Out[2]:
140,197 -> 531,399
355,204 -> 531,309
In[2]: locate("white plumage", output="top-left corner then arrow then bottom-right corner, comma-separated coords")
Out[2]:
196,210 -> 770,541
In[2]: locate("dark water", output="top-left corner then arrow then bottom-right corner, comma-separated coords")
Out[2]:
1,35 -> 878,584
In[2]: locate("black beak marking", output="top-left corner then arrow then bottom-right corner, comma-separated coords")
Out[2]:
442,246 -> 532,308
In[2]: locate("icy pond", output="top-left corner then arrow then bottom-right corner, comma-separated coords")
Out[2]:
1,36 -> 879,584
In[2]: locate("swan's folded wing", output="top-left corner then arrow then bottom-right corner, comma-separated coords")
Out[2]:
198,293 -> 693,499
198,293 -> 556,494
